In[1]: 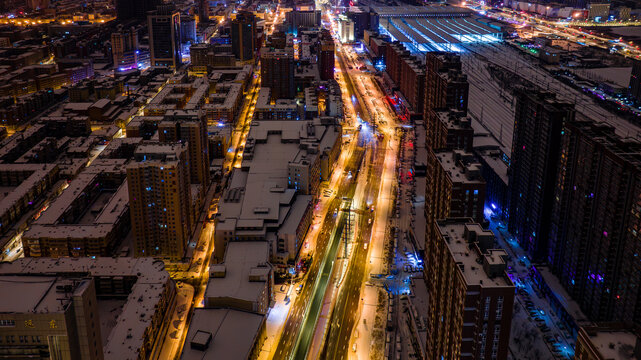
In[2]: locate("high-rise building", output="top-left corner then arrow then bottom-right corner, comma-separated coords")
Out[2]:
180,15 -> 197,45
425,150 -> 486,243
347,7 -> 378,40
260,47 -> 295,100
384,43 -> 425,116
424,52 -> 468,148
285,10 -> 321,33
425,218 -> 514,360
615,6 -> 631,21
587,1 -> 610,20
337,16 -> 355,43
423,52 -> 468,116
158,111 -> 210,186
115,0 -> 160,20
128,143 -> 192,261
111,27 -> 138,72
148,5 -> 182,68
318,29 -> 335,81
549,119 -> 641,323
630,59 -> 641,103
426,109 -> 474,152
508,89 -> 574,263
198,0 -> 209,23
231,11 -> 256,62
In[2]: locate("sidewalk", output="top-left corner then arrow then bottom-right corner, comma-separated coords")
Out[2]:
351,284 -> 385,360
489,219 -> 576,359
156,284 -> 195,360
352,129 -> 399,360
258,283 -> 299,360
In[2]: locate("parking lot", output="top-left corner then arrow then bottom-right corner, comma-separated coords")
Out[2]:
487,217 -> 576,359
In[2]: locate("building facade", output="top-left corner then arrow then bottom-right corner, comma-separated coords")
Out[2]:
337,16 -> 354,43
0,277 -> 103,360
425,219 -> 514,360
111,27 -> 138,72
508,89 -> 574,263
158,111 -> 210,186
425,150 -> 486,244
384,42 -> 425,115
128,143 -> 192,261
260,47 -> 295,100
427,109 -> 473,152
587,2 -> 610,20
318,30 -> 335,81
630,59 -> 641,104
423,52 -> 468,116
148,5 -> 182,68
285,10 -> 321,33
231,11 -> 256,62
198,0 -> 209,23
549,119 -> 641,324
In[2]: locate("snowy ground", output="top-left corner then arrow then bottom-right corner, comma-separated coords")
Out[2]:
573,67 -> 632,88
258,283 -> 299,359
487,217 -> 575,360
462,42 -> 641,157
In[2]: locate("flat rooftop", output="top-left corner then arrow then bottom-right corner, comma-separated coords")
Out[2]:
434,150 -> 484,184
0,257 -> 172,360
379,15 -> 501,52
217,119 -> 338,235
34,164 -> 128,228
588,330 -> 639,360
412,176 -> 426,253
0,276 -> 60,313
204,82 -> 242,111
0,256 -> 169,287
206,241 -> 270,303
0,164 -> 59,219
472,123 -> 509,184
98,299 -> 127,346
180,308 -> 264,360
437,220 -> 512,288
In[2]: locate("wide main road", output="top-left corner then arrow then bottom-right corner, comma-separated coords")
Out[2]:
318,15 -> 401,358
272,10 -> 399,359
272,146 -> 365,359
322,138 -> 387,359
321,76 -> 396,360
